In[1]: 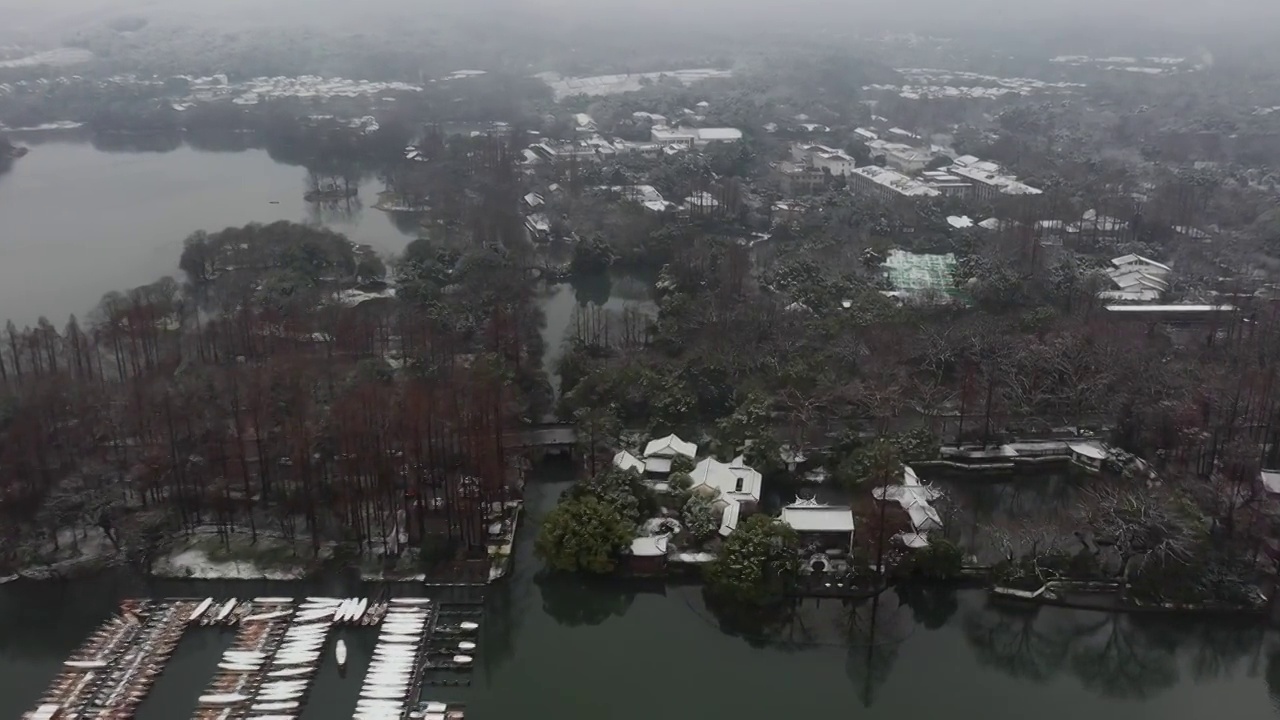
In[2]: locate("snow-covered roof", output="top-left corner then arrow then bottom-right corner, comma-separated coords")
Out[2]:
781,502 -> 855,532
691,457 -> 762,503
644,434 -> 697,459
947,215 -> 973,229
630,535 -> 669,557
1111,253 -> 1170,272
1067,442 -> 1107,460
897,531 -> 931,548
907,503 -> 943,532
696,128 -> 741,141
717,499 -> 742,537
614,450 -> 646,473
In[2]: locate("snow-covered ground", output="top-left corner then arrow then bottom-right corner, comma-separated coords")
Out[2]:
153,547 -> 304,580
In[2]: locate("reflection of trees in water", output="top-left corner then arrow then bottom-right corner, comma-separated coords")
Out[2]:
963,602 -> 1075,682
843,591 -> 913,707
896,583 -> 959,630
1135,615 -> 1262,683
537,572 -> 640,627
90,132 -> 182,154
702,590 -> 809,649
961,600 -> 1264,700
1070,614 -> 1178,699
1267,649 -> 1280,708
307,196 -> 364,226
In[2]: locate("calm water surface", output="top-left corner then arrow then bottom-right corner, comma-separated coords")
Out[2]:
0,140 -> 417,325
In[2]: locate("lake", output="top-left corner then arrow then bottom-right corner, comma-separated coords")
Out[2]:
2,142 -> 1279,720
2,467 -> 1280,718
0,139 -> 418,326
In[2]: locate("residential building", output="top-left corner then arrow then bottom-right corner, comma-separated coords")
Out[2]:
573,113 -> 597,132
921,169 -> 972,197
866,139 -> 932,173
651,125 -> 742,147
775,161 -> 828,195
948,155 -> 1042,199
848,166 -> 940,200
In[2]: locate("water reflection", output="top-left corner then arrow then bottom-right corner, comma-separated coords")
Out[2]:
89,132 -> 183,154
537,573 -> 640,627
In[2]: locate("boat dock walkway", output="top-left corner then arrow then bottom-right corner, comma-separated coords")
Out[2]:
192,598 -> 294,719
25,599 -> 195,720
27,596 -> 476,720
356,599 -> 438,718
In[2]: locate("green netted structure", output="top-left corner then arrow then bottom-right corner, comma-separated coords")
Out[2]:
883,250 -> 959,300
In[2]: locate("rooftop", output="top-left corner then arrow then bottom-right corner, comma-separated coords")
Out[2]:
780,500 -> 855,533
643,434 -> 697,459
691,456 -> 762,503
850,166 -> 940,197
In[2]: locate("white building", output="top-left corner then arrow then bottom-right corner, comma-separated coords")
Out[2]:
948,155 -> 1042,198
780,498 -> 855,551
873,465 -> 944,543
613,450 -> 646,474
690,455 -> 762,505
642,434 -> 697,475
651,125 -> 743,148
848,166 -> 940,200
866,139 -> 932,173
1099,254 -> 1172,303
691,455 -> 763,537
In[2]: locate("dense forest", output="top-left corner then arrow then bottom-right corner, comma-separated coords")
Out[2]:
0,135 -> 546,576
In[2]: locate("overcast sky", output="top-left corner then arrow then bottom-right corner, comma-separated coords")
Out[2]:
2,0 -> 1278,45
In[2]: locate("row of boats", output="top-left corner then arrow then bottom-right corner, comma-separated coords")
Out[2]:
30,596 -> 475,720
188,596 -> 399,627
29,600 -> 193,719
355,603 -> 434,720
